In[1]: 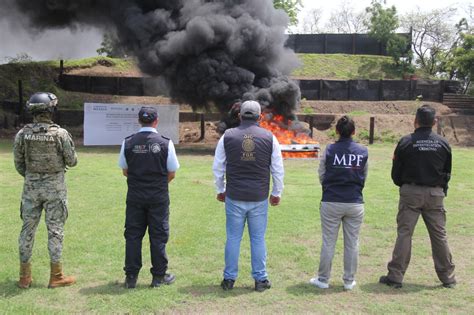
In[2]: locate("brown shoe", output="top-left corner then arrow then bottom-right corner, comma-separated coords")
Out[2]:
48,262 -> 76,289
18,262 -> 32,289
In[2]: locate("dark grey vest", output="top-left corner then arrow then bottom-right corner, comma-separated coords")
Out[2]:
322,138 -> 368,203
224,121 -> 273,202
124,132 -> 169,203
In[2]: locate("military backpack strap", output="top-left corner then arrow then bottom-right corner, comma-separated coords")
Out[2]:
22,123 -> 34,133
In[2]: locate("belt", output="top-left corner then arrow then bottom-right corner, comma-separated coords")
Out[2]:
407,182 -> 442,188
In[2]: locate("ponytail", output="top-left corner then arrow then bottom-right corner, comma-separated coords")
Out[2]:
336,115 -> 355,138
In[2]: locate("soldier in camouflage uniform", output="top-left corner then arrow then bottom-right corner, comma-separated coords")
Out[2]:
13,92 -> 78,289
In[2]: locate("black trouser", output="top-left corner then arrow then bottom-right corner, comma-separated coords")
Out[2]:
124,199 -> 170,276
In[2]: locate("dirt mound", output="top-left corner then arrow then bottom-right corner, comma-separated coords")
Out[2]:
301,100 -> 452,115
67,65 -> 145,77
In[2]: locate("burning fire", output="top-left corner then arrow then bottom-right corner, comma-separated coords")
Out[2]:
260,112 -> 319,159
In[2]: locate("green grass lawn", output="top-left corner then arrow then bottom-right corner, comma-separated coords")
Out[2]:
293,54 -> 400,80
0,140 -> 473,313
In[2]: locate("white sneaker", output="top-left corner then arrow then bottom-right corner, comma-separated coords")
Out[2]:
344,280 -> 356,290
309,277 -> 329,289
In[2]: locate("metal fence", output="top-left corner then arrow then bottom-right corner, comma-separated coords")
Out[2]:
285,33 -> 411,55
59,74 -> 461,102
299,79 -> 452,102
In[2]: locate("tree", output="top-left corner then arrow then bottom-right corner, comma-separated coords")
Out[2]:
273,0 -> 303,26
447,29 -> 474,94
365,0 -> 399,43
96,33 -> 127,58
4,53 -> 33,64
300,8 -> 323,34
326,0 -> 369,33
365,1 -> 412,74
401,8 -> 457,76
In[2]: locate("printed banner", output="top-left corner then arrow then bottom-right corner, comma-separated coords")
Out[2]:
83,103 -> 179,145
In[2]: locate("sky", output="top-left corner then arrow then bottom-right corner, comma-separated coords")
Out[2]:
0,20 -> 103,63
300,0 -> 472,16
296,0 -> 472,30
0,0 -> 472,63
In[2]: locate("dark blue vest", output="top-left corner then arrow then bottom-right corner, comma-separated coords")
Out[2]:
124,132 -> 169,203
321,138 -> 368,203
224,121 -> 273,202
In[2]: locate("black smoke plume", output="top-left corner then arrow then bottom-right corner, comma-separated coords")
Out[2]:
4,0 -> 301,116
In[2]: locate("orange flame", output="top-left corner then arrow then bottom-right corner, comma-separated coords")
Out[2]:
260,112 -> 319,159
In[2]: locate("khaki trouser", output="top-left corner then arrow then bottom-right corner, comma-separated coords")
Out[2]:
387,184 -> 456,284
318,202 -> 364,284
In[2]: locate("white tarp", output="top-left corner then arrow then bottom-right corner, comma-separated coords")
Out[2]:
83,103 -> 179,145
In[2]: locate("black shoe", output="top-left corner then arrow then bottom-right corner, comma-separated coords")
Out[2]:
125,274 -> 138,289
150,273 -> 175,287
255,279 -> 271,292
442,282 -> 456,289
221,279 -> 235,291
379,276 -> 402,288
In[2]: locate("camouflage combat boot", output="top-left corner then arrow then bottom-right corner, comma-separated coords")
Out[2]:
18,262 -> 32,289
48,262 -> 76,288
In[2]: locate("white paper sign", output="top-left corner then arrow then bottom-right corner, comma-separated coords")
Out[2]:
83,103 -> 179,145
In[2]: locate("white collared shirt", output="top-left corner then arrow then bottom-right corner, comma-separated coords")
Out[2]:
118,127 -> 180,172
212,134 -> 284,197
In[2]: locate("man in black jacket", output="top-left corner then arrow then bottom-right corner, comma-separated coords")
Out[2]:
380,105 -> 456,289
118,107 -> 180,288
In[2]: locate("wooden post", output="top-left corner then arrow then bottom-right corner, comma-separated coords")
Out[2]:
437,116 -> 442,135
306,115 -> 314,138
369,117 -> 375,144
59,60 -> 64,76
199,113 -> 205,141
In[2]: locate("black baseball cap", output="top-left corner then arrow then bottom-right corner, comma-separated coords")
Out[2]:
138,106 -> 158,123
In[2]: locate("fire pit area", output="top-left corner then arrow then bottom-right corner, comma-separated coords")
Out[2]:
260,112 -> 320,159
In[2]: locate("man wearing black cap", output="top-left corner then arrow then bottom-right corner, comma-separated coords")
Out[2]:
213,100 -> 284,292
118,106 -> 180,288
380,104 -> 456,289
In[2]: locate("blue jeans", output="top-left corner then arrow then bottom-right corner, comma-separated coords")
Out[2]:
224,197 -> 268,281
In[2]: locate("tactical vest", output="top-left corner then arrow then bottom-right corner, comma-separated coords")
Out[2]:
23,123 -> 65,173
322,138 -> 368,203
224,121 -> 273,202
124,132 -> 169,203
